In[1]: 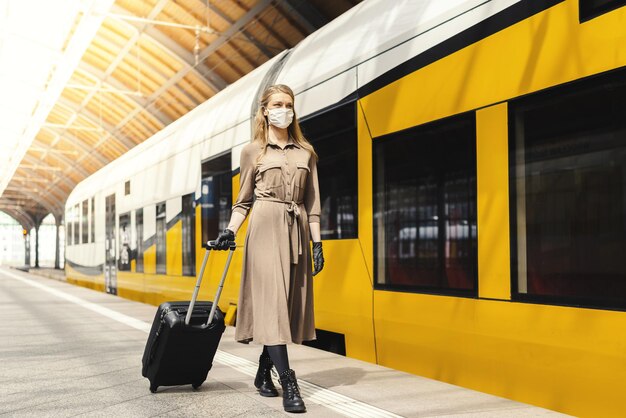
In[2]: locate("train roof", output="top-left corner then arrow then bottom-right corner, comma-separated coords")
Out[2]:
67,0 -> 516,208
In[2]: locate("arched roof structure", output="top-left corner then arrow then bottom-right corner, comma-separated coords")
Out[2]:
0,0 -> 361,230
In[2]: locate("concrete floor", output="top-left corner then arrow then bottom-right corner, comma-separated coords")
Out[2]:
0,267 -> 570,417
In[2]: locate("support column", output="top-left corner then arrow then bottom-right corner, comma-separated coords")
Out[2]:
54,214 -> 61,269
35,223 -> 40,269
24,232 -> 30,267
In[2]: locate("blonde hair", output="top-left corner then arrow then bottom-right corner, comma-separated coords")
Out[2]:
252,84 -> 318,165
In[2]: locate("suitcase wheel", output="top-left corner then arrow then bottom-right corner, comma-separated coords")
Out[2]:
192,382 -> 203,390
150,384 -> 158,393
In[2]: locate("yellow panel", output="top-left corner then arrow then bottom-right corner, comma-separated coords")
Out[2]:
361,0 -> 626,138
224,304 -> 237,326
116,271 -> 146,303
143,244 -> 156,275
313,239 -> 376,363
374,290 -> 626,417
65,265 -> 105,291
166,220 -> 182,276
357,102 -> 374,280
476,104 -> 511,300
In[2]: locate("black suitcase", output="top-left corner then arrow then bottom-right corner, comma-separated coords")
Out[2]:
141,240 -> 236,393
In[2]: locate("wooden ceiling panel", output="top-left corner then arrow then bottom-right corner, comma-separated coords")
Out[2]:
3,0 -> 363,222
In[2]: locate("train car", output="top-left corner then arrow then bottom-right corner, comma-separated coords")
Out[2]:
65,0 -> 626,416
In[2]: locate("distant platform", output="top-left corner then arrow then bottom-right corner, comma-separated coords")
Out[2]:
0,267 -> 569,417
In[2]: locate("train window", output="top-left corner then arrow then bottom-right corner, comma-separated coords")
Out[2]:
73,204 -> 80,245
90,197 -> 95,243
182,193 -> 196,276
511,69 -> 626,310
81,200 -> 88,244
66,211 -> 72,246
373,113 -> 477,294
300,102 -> 358,239
579,0 -> 626,22
156,202 -> 166,274
118,213 -> 131,271
201,153 -> 232,248
136,208 -> 144,273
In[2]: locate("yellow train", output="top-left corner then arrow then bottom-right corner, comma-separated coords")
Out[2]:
65,1 -> 626,416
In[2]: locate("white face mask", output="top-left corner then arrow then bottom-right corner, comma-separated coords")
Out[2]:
267,107 -> 294,129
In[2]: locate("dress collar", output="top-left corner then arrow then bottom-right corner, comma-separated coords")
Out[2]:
268,136 -> 300,149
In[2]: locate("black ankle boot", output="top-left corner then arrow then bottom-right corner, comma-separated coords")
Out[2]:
254,354 -> 278,397
279,369 -> 306,413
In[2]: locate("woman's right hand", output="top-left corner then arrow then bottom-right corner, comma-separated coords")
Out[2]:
214,228 -> 235,250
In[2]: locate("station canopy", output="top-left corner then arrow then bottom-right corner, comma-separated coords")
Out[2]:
0,0 -> 360,230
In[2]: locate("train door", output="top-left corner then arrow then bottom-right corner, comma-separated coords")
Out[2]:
104,194 -> 117,295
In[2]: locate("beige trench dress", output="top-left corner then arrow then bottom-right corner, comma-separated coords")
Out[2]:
232,138 -> 321,345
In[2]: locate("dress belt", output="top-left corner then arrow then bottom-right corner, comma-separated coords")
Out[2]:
256,197 -> 303,263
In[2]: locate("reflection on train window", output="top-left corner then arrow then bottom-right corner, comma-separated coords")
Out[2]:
118,212 -> 131,271
579,0 -> 626,22
182,193 -> 196,276
156,202 -> 166,274
90,197 -> 95,243
74,204 -> 80,245
201,153 -> 232,248
300,102 -> 357,239
82,200 -> 88,244
373,113 -> 477,294
136,208 -> 143,273
511,69 -> 626,309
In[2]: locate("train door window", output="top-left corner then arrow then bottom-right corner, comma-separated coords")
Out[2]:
156,202 -> 166,274
182,193 -> 196,276
81,200 -> 88,244
136,208 -> 144,273
511,69 -> 626,310
299,102 -> 358,239
90,197 -> 95,243
118,213 -> 131,271
373,113 -> 477,294
73,204 -> 80,245
201,153 -> 232,248
579,0 -> 626,22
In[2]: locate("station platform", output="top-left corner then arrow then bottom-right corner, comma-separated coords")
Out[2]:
0,267 -> 569,417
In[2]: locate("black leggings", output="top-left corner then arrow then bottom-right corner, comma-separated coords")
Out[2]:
263,344 -> 290,375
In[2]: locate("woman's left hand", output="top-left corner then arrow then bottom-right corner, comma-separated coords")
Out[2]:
312,242 -> 324,276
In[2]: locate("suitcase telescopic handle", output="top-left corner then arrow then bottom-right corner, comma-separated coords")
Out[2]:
185,240 -> 236,326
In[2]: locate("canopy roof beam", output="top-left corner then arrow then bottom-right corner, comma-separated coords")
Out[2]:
116,0 -> 274,129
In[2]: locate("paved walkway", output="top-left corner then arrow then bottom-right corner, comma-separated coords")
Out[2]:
0,267 -> 569,417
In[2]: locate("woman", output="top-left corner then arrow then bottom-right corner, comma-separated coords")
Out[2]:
214,84 -> 325,413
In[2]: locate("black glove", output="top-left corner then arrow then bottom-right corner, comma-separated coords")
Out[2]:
312,241 -> 324,276
215,228 -> 235,250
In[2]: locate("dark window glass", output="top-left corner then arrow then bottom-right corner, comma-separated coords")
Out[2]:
579,0 -> 626,22
511,69 -> 626,309
125,180 -> 131,195
118,213 -> 131,271
136,208 -> 144,273
300,102 -> 358,239
182,193 -> 196,276
90,197 -> 95,243
201,153 -> 232,247
67,213 -> 72,246
374,113 -> 477,294
156,202 -> 166,274
82,200 -> 88,244
74,204 -> 80,245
